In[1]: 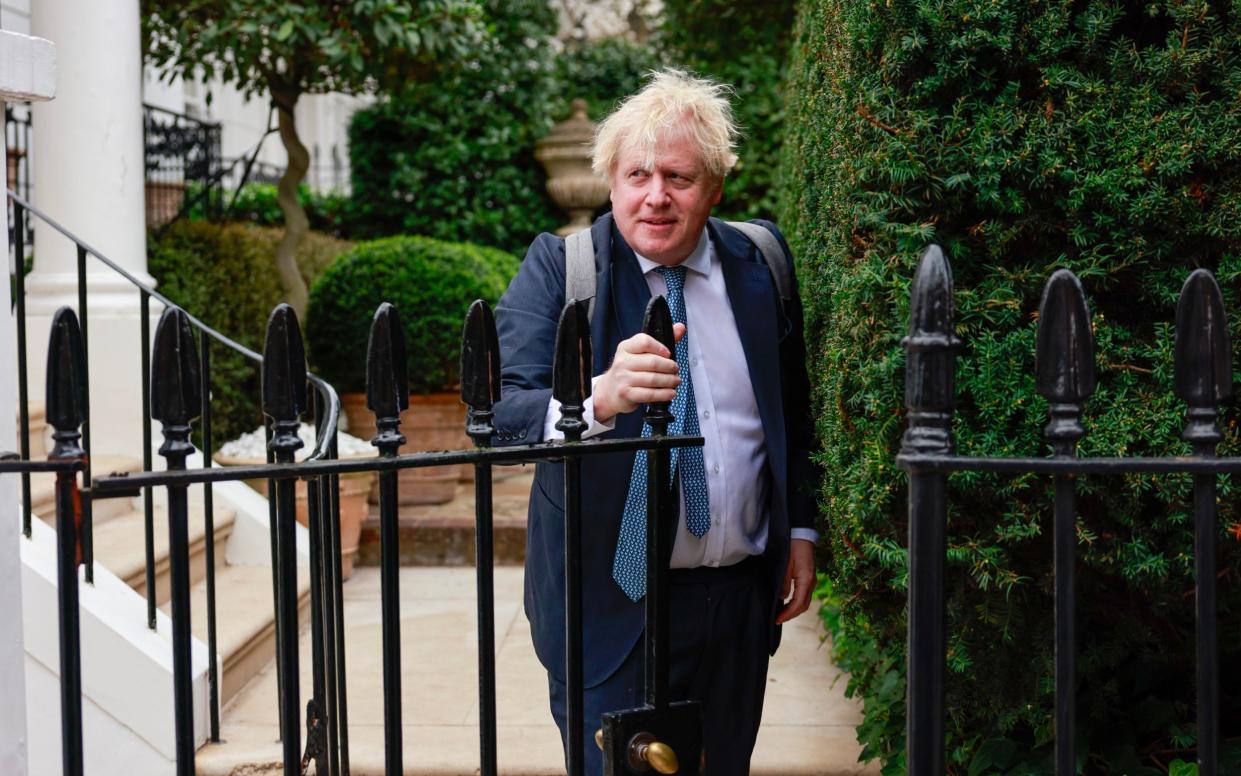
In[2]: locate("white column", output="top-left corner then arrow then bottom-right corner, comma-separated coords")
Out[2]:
28,0 -> 158,461
1,28 -> 57,776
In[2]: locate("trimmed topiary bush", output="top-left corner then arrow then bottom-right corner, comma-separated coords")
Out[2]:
148,221 -> 354,447
781,0 -> 1241,772
306,236 -> 519,395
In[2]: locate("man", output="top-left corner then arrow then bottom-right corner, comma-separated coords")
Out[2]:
494,70 -> 817,775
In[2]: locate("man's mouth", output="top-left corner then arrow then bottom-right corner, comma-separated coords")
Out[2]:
641,218 -> 677,226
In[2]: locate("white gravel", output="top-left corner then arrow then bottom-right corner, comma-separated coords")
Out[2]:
218,423 -> 377,461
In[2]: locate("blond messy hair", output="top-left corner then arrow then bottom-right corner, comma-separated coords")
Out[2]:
591,69 -> 740,181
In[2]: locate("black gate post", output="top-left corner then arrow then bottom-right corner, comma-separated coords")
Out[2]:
900,245 -> 959,776
553,299 -> 592,776
262,304 -> 309,775
1174,269 -> 1231,776
462,300 -> 502,776
46,308 -> 88,776
150,306 -> 202,776
1034,270 -> 1096,775
366,302 -> 408,776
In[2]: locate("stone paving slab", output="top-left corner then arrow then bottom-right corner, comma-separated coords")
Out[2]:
197,567 -> 877,775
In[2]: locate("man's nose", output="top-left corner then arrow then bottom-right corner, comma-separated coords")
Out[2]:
644,176 -> 672,206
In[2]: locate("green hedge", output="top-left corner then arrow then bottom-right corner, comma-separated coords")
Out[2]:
781,0 -> 1241,772
186,182 -> 352,239
305,236 -> 518,395
148,221 -> 353,447
659,0 -> 795,222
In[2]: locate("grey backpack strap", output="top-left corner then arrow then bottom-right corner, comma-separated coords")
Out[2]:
564,227 -> 596,320
727,220 -> 793,307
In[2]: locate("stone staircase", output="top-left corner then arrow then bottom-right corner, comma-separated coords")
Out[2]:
25,402 -> 311,715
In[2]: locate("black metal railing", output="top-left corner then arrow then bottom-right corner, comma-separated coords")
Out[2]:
1,308 -> 90,776
5,102 -> 33,253
897,246 -> 1230,775
89,295 -> 704,776
7,187 -> 344,749
142,103 -> 223,228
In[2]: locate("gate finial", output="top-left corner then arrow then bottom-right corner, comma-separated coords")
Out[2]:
367,302 -> 409,452
46,307 -> 88,458
900,245 -> 960,456
1175,269 -> 1232,445
642,296 -> 675,428
262,304 -> 307,458
554,299 -> 593,440
461,300 -> 501,442
151,306 -> 202,458
1035,270 -> 1095,449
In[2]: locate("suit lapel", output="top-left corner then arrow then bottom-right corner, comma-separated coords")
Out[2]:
711,219 -> 787,481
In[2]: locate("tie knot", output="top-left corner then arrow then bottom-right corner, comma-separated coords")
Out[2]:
658,265 -> 688,293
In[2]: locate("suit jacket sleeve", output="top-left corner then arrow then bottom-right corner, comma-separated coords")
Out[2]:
492,232 -> 567,446
755,219 -> 818,533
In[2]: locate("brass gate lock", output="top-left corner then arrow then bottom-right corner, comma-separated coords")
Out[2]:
626,731 -> 678,774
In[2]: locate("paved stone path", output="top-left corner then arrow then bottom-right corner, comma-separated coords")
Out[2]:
197,566 -> 877,775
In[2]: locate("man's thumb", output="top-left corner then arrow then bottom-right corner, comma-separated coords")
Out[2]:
673,322 -> 687,343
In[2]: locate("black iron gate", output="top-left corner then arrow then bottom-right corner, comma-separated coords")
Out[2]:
20,294 -> 705,774
898,245 -> 1231,775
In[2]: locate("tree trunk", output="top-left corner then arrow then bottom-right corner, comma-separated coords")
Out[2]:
272,89 -> 311,317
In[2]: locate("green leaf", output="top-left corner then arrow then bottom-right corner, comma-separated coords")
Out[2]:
967,738 -> 1018,776
274,20 -> 294,41
1168,761 -> 1198,776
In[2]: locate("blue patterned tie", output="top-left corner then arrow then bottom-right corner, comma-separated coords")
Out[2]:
612,266 -> 712,601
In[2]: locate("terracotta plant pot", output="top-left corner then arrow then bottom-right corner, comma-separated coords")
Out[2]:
213,450 -> 374,581
340,393 -> 463,505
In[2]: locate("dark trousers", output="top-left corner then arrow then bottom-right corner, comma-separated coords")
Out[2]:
548,555 -> 772,776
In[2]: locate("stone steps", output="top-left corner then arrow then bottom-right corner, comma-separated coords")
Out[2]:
356,469 -> 533,567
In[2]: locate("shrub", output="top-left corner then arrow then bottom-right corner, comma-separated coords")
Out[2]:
188,182 -> 352,239
659,0 -> 795,222
346,0 -> 563,255
781,0 -> 1241,771
148,221 -> 353,447
305,236 -> 519,395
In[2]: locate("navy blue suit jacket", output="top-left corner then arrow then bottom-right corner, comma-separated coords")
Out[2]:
493,214 -> 815,687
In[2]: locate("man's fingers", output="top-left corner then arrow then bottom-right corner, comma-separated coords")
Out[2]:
626,353 -> 679,374
619,333 -> 671,358
622,386 -> 679,404
775,577 -> 812,624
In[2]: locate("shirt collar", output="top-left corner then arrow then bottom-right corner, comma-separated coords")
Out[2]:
633,228 -> 713,278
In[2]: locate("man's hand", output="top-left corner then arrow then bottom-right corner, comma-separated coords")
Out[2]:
593,323 -> 687,423
776,539 -> 816,624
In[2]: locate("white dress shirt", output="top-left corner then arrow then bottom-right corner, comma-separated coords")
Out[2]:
544,228 -> 818,568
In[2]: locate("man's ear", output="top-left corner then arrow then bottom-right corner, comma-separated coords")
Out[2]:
711,178 -> 723,206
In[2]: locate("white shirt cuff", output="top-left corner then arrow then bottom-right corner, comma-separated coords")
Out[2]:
790,528 -> 819,545
543,375 -> 616,441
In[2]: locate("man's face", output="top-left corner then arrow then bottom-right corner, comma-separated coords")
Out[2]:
609,131 -> 722,266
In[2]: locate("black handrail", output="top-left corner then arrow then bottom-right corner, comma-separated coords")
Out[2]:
8,186 -> 341,747
5,188 -> 341,460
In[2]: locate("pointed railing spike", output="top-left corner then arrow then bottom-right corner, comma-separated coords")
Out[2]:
1175,269 -> 1232,407
553,299 -> 593,440
367,302 -> 410,420
461,300 -> 501,442
1035,269 -> 1095,449
900,245 -> 960,456
1036,269 -> 1097,405
45,307 -> 88,448
642,295 -> 675,356
642,296 -> 675,428
151,307 -> 202,431
262,304 -> 307,458
460,300 -> 501,411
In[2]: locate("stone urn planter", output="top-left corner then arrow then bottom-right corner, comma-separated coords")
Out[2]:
535,99 -> 611,236
341,393 -> 464,505
214,423 -> 377,580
